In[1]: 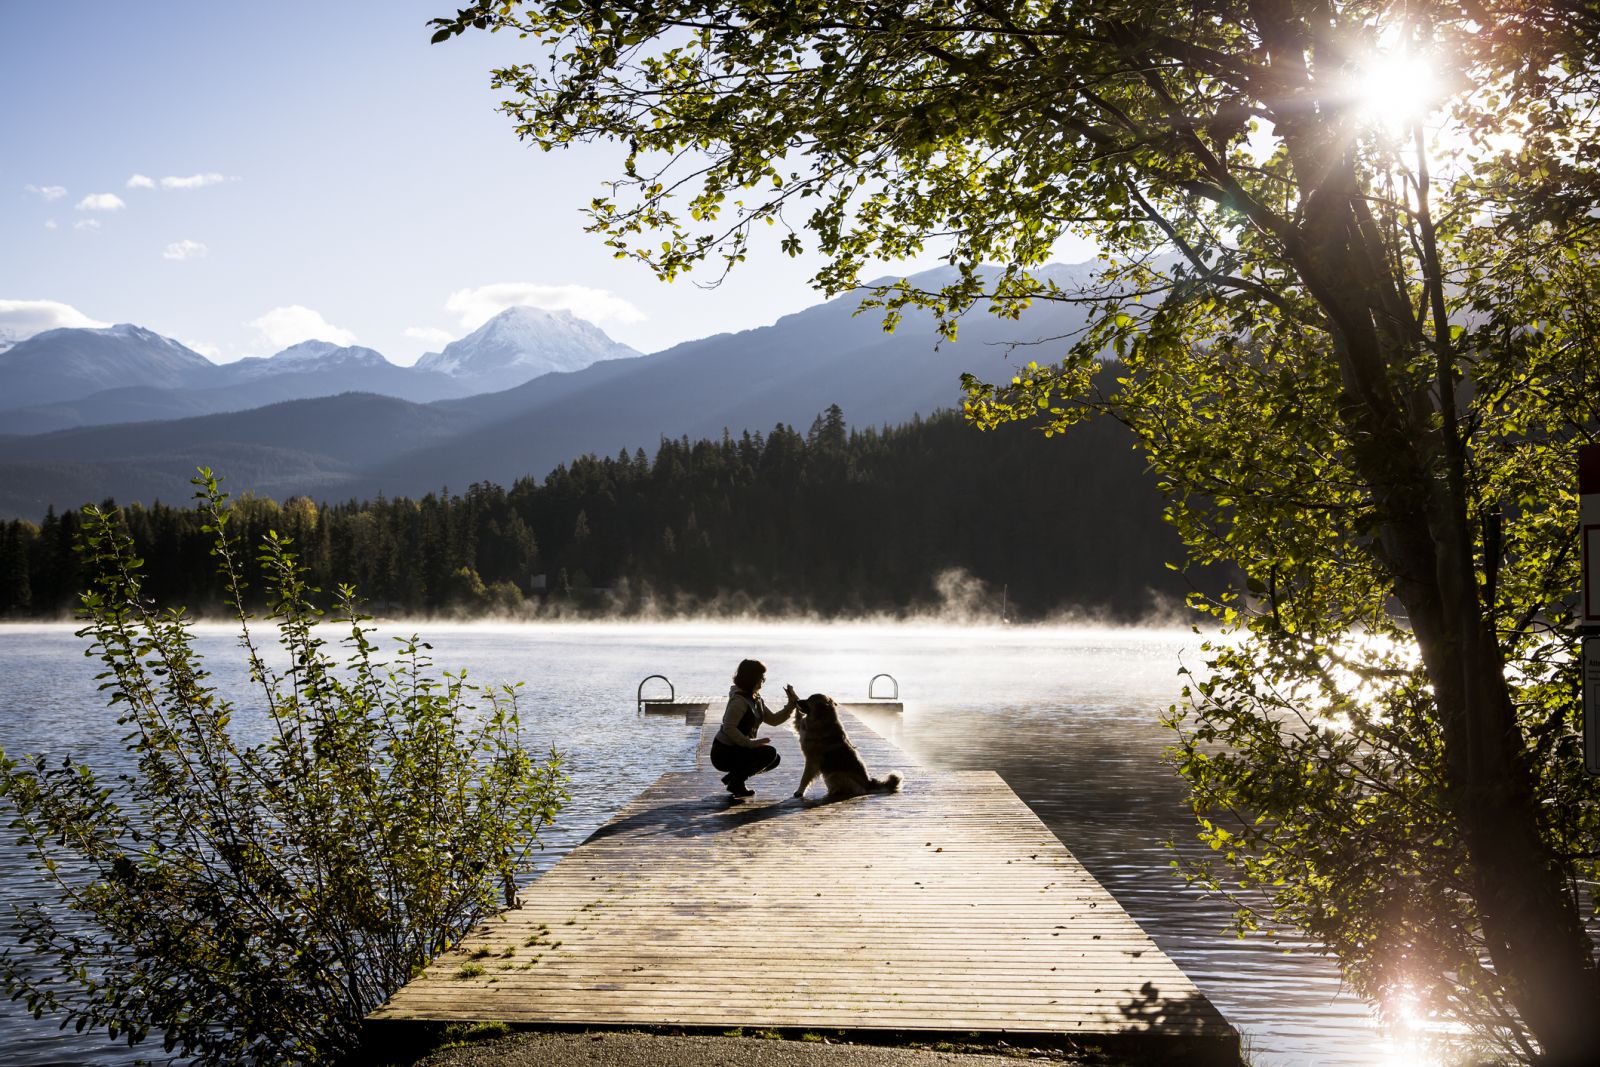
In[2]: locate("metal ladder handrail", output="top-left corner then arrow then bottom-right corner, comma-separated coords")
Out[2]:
868,673 -> 899,701
637,674 -> 675,714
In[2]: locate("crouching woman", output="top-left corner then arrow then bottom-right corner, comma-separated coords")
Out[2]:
711,658 -> 798,797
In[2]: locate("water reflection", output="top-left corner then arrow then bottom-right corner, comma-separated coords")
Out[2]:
0,621 -> 1408,1065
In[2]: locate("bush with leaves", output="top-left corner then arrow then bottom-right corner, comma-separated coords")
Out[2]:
0,471 -> 568,1065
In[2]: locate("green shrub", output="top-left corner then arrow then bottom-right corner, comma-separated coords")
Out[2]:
0,470 -> 567,1064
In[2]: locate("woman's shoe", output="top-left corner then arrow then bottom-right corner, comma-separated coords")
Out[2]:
729,784 -> 755,798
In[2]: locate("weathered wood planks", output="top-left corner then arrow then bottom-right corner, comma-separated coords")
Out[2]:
369,712 -> 1238,1061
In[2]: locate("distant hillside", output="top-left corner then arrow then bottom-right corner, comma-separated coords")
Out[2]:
0,406 -> 1207,622
0,261 -> 1106,517
355,281 -> 1088,498
0,394 -> 466,516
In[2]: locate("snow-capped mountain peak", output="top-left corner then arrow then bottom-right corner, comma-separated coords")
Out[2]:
221,341 -> 393,380
106,323 -> 166,341
270,339 -> 343,363
0,322 -> 215,408
416,306 -> 640,388
267,340 -> 388,367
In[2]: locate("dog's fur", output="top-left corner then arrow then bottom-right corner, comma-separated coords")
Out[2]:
791,694 -> 903,800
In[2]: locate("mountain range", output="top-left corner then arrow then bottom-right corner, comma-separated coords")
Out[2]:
0,262 -> 1101,519
0,307 -> 641,433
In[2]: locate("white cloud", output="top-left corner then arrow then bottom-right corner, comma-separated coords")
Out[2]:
444,282 -> 645,330
74,219 -> 101,231
163,239 -> 209,261
161,172 -> 230,190
75,192 -> 125,212
248,305 -> 357,349
25,184 -> 67,201
405,325 -> 455,346
127,173 -> 156,189
44,219 -> 57,230
0,299 -> 108,345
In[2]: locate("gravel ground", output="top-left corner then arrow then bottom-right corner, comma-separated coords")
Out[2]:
408,1031 -> 1108,1067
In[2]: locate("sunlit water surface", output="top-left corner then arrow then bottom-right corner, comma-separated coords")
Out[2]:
0,622 -> 1431,1066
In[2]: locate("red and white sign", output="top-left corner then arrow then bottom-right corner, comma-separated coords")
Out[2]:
1583,445 -> 1600,625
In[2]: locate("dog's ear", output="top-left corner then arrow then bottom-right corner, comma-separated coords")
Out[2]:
807,695 -> 839,721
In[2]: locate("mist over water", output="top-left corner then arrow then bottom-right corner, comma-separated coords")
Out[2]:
0,621 -> 1424,1066
4,563 -> 1191,629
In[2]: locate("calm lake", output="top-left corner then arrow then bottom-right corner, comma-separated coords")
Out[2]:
0,621 -> 1423,1066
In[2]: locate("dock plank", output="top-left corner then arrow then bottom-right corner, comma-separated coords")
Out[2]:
370,711 -> 1236,1059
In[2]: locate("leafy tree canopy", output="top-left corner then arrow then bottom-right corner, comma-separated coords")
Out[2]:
432,2 -> 1600,1061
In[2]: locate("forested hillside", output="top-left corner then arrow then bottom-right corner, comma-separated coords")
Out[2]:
0,405 -> 1205,621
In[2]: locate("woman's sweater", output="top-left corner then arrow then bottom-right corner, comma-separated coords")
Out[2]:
714,686 -> 795,747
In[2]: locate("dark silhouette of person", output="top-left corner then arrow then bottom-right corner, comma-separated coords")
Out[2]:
710,658 -> 798,797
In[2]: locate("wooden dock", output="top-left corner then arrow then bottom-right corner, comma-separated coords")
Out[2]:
369,714 -> 1238,1062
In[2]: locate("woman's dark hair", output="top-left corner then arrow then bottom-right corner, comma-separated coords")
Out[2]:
733,659 -> 766,695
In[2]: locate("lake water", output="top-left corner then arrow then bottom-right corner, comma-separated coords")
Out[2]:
0,621 -> 1425,1066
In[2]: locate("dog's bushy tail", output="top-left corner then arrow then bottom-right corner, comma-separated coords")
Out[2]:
870,772 -> 903,793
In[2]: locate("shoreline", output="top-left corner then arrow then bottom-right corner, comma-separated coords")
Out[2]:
400,1028 -> 1136,1067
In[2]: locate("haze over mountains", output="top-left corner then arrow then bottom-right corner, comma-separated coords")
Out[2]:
0,307 -> 642,434
0,262 -> 1102,519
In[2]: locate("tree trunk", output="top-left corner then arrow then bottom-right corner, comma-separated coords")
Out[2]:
1291,192 -> 1600,1061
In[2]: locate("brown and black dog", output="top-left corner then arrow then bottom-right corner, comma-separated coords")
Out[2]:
792,694 -> 903,801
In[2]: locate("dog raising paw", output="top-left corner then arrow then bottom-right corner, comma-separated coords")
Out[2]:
792,694 -> 903,800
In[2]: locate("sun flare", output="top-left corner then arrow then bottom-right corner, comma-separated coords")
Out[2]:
1351,50 -> 1440,131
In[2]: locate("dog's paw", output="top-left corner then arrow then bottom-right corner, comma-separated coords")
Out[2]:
792,791 -> 804,799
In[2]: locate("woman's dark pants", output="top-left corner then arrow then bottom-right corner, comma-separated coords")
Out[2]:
710,740 -> 781,790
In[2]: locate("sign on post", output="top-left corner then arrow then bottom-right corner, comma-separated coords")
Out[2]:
1582,445 -> 1600,775
1584,445 -> 1600,626
1586,639 -> 1600,776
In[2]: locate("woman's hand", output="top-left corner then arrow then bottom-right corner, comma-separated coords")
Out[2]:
755,736 -> 772,746
784,684 -> 800,706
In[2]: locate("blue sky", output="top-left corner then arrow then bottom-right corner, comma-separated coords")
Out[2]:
1,2 -> 1092,364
